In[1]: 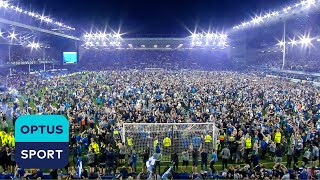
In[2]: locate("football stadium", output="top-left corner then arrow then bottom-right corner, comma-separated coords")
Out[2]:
0,0 -> 320,179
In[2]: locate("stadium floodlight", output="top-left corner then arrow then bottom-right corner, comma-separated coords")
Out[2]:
252,16 -> 263,24
219,33 -> 227,39
317,38 -> 320,42
44,17 -> 53,23
0,0 -> 75,30
99,33 -> 107,39
114,33 -> 121,38
301,0 -> 307,6
39,15 -> 46,21
191,33 -> 198,38
289,38 -> 298,46
14,6 -> 22,12
206,33 -> 214,39
0,30 -> 3,37
265,13 -> 272,18
28,42 -> 41,49
277,41 -> 285,47
299,36 -> 313,46
28,12 -> 34,17
305,0 -> 316,6
0,1 -> 9,8
218,41 -> 227,47
8,31 -> 17,40
94,33 -> 100,39
84,33 -> 93,39
252,17 -> 258,24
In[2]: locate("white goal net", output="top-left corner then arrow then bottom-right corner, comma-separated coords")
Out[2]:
122,123 -> 217,162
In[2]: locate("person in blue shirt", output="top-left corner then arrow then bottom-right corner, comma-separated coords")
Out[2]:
260,138 -> 268,159
34,169 -> 43,179
97,97 -> 101,105
210,149 -> 218,174
128,150 -> 137,173
15,167 -> 25,179
299,168 -> 308,180
132,150 -> 137,173
81,134 -> 89,152
76,134 -> 81,143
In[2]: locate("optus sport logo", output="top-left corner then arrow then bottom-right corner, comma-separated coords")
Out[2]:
15,115 -> 69,169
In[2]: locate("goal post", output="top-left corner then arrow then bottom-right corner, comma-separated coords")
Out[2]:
122,122 -> 218,162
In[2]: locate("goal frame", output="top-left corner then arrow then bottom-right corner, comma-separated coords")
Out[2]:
121,122 -> 217,151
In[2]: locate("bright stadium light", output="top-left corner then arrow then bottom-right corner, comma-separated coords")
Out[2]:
219,33 -> 227,39
99,32 -> 107,38
8,31 -> 17,39
14,6 -> 22,12
252,16 -> 263,24
114,33 -> 121,38
28,42 -> 41,49
277,41 -> 285,47
301,0 -> 307,6
0,30 -> 3,37
265,13 -> 272,18
231,0 -> 320,32
28,12 -> 35,17
289,38 -> 298,46
39,15 -> 46,21
84,33 -> 92,39
299,36 -> 313,46
206,33 -> 214,38
191,33 -> 198,38
241,22 -> 247,27
305,0 -> 316,6
0,1 -> 9,8
44,17 -> 53,23
0,0 -> 75,30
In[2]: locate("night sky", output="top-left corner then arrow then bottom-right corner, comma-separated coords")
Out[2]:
18,0 -> 292,37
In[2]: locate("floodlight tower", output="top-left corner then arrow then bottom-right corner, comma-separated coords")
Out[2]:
281,21 -> 286,70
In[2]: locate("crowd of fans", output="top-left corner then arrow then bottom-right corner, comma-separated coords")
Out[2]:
80,50 -> 232,71
253,51 -> 320,73
0,67 -> 319,179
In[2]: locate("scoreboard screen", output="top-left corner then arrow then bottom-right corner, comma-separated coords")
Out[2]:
63,52 -> 77,64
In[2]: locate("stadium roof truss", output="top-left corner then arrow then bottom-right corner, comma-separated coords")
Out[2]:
0,17 -> 79,41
